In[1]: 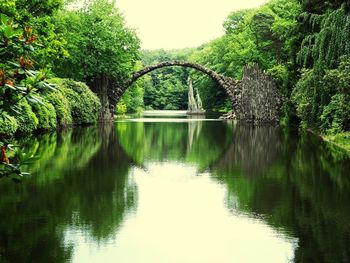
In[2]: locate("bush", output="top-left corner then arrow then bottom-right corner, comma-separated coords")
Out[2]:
31,97 -> 57,130
56,79 -> 101,124
16,99 -> 39,133
164,103 -> 176,110
0,111 -> 18,135
116,101 -> 127,115
48,78 -> 101,125
44,89 -> 72,126
321,94 -> 350,134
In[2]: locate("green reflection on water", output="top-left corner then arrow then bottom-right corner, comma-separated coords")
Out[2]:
0,124 -> 136,263
115,120 -> 233,169
212,126 -> 350,263
0,121 -> 349,263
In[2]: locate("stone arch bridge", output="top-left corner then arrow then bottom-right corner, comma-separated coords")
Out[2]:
109,60 -> 281,124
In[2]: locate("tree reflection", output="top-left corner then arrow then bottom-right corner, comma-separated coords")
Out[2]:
0,124 -> 137,262
213,126 -> 350,263
213,125 -> 282,176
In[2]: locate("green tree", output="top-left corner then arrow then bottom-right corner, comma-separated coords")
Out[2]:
291,2 -> 350,133
54,0 -> 140,118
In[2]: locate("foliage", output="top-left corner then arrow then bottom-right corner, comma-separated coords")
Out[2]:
31,96 -> 57,130
0,13 -> 56,114
289,3 -> 350,135
117,85 -> 143,114
51,78 -> 101,125
0,0 -> 66,180
0,143 -> 38,181
223,9 -> 250,34
0,0 -> 67,67
116,101 -> 127,115
324,132 -> 350,153
291,69 -> 321,128
320,57 -> 350,132
141,49 -> 192,110
117,61 -> 144,114
292,55 -> 350,133
43,79 -> 72,126
15,99 -> 39,133
0,111 -> 17,135
298,8 -> 350,69
57,0 -> 140,82
0,0 -> 62,135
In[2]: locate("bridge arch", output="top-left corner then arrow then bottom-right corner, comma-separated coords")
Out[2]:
128,60 -> 229,88
110,60 -> 241,120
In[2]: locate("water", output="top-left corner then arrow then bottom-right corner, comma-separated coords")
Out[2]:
0,111 -> 349,263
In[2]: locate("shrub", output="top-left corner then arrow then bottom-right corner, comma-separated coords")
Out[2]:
164,103 -> 176,110
51,79 -> 101,125
31,97 -> 57,130
116,101 -> 127,115
0,111 -> 18,135
45,90 -> 72,126
321,94 -> 350,134
15,99 -> 39,133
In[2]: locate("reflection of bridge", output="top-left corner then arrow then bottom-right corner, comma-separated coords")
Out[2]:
211,125 -> 282,176
110,61 -> 281,124
114,121 -> 281,176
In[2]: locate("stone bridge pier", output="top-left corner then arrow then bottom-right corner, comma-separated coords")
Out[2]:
111,61 -> 281,124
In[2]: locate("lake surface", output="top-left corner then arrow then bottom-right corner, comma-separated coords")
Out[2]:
0,111 -> 349,262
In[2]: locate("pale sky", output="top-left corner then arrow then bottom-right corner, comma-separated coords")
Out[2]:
116,0 -> 268,50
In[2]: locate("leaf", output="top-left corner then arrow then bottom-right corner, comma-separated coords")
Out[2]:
5,84 -> 16,90
43,82 -> 57,91
0,14 -> 7,25
5,163 -> 20,171
10,104 -> 22,115
25,45 -> 35,52
27,94 -> 45,105
18,68 -> 25,74
3,25 -> 15,38
26,70 -> 36,77
8,61 -> 20,68
14,85 -> 27,91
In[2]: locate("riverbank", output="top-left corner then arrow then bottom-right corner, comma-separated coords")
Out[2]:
322,132 -> 350,155
0,79 -> 101,138
307,129 -> 350,156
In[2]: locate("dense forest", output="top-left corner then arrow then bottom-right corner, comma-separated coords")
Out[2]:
1,0 -> 350,178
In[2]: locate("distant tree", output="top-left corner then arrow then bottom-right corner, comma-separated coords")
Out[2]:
141,49 -> 193,110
